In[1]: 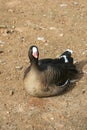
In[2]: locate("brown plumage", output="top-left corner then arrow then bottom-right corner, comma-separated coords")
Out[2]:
24,45 -> 78,97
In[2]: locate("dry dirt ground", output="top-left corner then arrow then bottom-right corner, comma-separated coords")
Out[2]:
0,0 -> 87,130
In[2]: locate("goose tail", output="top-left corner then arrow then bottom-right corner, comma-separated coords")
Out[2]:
59,49 -> 73,64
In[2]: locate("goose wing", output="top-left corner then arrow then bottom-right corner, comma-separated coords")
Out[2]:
38,49 -> 73,66
43,63 -> 77,86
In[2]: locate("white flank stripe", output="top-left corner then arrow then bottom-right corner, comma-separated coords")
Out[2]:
60,80 -> 69,87
60,55 -> 68,63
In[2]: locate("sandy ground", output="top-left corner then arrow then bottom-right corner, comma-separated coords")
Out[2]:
0,0 -> 87,130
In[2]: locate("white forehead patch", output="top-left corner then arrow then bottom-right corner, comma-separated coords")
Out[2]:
66,49 -> 73,54
32,47 -> 37,52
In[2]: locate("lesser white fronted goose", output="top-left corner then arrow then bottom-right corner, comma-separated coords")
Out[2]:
24,45 -> 78,97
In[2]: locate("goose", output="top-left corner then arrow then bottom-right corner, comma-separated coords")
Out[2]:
24,45 -> 78,97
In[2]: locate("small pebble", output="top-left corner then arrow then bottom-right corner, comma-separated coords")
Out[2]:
0,60 -> 5,64
83,70 -> 87,74
59,33 -> 64,37
17,104 -> 24,112
49,27 -> 56,30
15,27 -> 23,32
0,25 -> 7,28
7,50 -> 12,53
60,3 -> 68,7
19,36 -> 25,42
82,89 -> 86,94
43,14 -> 46,17
12,25 -> 15,29
6,29 -> 14,34
15,66 -> 23,70
6,111 -> 10,114
0,50 -> 4,54
82,50 -> 87,55
8,9 -> 14,12
50,117 -> 54,120
0,40 -> 5,44
37,37 -> 44,41
9,90 -> 14,96
73,1 -> 78,6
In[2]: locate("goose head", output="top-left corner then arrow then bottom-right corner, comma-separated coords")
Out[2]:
28,45 -> 39,64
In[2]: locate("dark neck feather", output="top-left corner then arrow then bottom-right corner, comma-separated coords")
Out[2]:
28,46 -> 39,68
29,54 -> 38,68
31,58 -> 38,66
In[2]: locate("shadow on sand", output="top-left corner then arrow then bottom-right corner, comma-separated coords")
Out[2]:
63,59 -> 87,94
